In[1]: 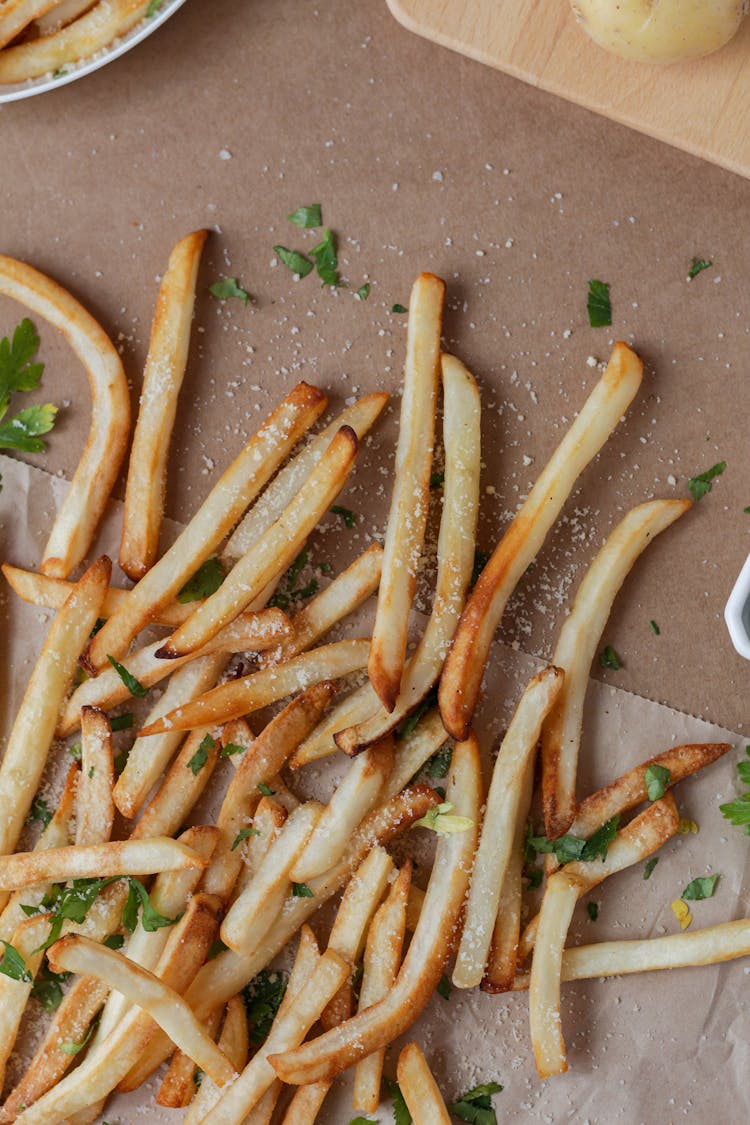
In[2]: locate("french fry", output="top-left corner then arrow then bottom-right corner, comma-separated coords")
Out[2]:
260,543 -> 384,666
279,1081 -> 331,1125
223,393 -> 388,562
353,861 -> 411,1113
203,950 -> 351,1124
58,608 -> 290,736
220,803 -> 323,955
405,884 -> 425,933
120,230 -> 209,580
0,555 -> 110,862
337,352 -> 480,753
75,707 -> 115,846
231,797 -> 288,901
47,930 -> 235,1087
122,785 -> 440,1085
453,666 -> 563,988
137,638 -> 371,736
157,426 -> 359,659
369,273 -> 445,711
113,652 -> 229,819
268,736 -> 480,1085
529,795 -> 679,1078
182,996 -> 249,1123
289,681 -> 379,769
18,894 -> 220,1125
201,683 -> 335,902
0,764 -> 77,943
0,257 -> 129,575
0,0 -> 154,82
0,837 -> 207,892
36,0 -> 96,33
0,915 -> 52,1089
1,563 -> 203,626
0,0 -> 60,50
130,732 -> 221,842
156,1008 -> 223,1108
383,707 -> 450,798
439,342 -> 644,741
541,499 -> 690,839
87,381 -> 326,669
397,1042 -> 452,1125
320,845 -> 395,1030
291,740 -> 394,882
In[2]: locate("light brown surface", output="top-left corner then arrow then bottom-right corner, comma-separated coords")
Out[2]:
389,0 -> 750,178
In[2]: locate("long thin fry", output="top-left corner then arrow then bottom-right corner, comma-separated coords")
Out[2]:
268,736 -> 480,1085
157,426 -> 359,659
0,915 -> 53,1089
383,707 -> 451,799
439,341 -> 644,741
223,393 -> 388,561
36,0 -> 95,33
18,894 -> 220,1125
0,555 -> 110,860
120,229 -> 209,580
0,0 -> 60,50
87,381 -> 326,669
157,1009 -> 223,1108
75,706 -> 114,846
352,861 -> 411,1113
182,996 -> 249,1122
541,499 -> 690,838
0,0 -> 150,83
529,795 -> 679,1078
130,732 -> 221,842
113,652 -> 229,819
289,681 -> 378,769
291,740 -> 394,882
453,666 -> 563,988
397,1042 -> 452,1125
369,273 -> 444,710
337,351 -> 480,752
0,837 -> 207,891
58,608 -> 289,736
137,638 -> 371,736
0,257 -> 129,575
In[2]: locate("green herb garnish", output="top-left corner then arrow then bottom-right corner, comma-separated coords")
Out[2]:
178,557 -> 224,602
391,303 -> 407,314
209,278 -> 250,306
386,1078 -> 412,1125
688,257 -> 712,281
687,461 -> 726,501
220,742 -> 245,758
586,279 -> 611,328
274,246 -> 314,277
257,782 -> 275,797
0,319 -> 58,454
649,619 -> 660,636
526,816 -> 620,867
449,1080 -> 503,1125
644,764 -> 671,802
429,471 -> 445,490
330,504 -> 356,528
309,228 -> 343,287
106,657 -> 147,698
587,901 -> 599,922
243,969 -> 287,1044
682,874 -> 719,901
59,1023 -> 96,1055
232,826 -> 260,850
292,882 -> 314,898
27,795 -> 52,828
187,733 -> 214,775
287,204 -> 322,228
599,645 -> 621,670
355,283 -> 370,301
109,712 -> 134,732
644,857 -> 659,880
0,941 -> 31,983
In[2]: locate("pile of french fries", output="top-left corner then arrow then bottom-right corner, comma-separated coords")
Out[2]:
0,1 -> 166,85
0,239 -> 746,1124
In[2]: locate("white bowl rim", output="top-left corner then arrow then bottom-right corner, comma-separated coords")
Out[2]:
725,550 -> 750,660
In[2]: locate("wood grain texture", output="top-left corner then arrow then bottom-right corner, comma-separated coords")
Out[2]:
387,0 -> 750,179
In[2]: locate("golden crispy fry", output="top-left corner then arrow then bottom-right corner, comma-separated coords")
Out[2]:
157,426 -> 359,659
87,381 -> 326,670
35,0 -> 95,33
19,894 -> 220,1125
0,257 -> 129,575
353,861 -> 411,1113
1,564 -> 203,626
261,543 -> 383,667
397,1042 -> 452,1125
440,342 -> 644,741
268,737 -> 480,1085
182,996 -> 249,1123
75,707 -> 115,846
47,930 -> 235,1087
113,653 -> 229,819
220,803 -> 323,955
380,707 -> 449,798
289,681 -> 378,769
138,638 -> 371,736
279,1081 -> 331,1125
156,1007 -> 223,1108
232,797 -> 288,900
0,0 -> 60,50
292,740 -> 394,882
529,795 -> 679,1078
201,683 -> 335,902
130,733 -> 221,842
0,763 -> 77,944
59,608 -> 290,736
0,0 -> 152,83
203,950 -> 350,1124
0,555 -> 110,862
223,393 -> 388,562
0,837 -> 207,892
453,666 -> 563,988
337,352 -> 480,753
320,846 -> 395,1030
541,499 -> 690,838
369,273 -> 445,710
0,915 -> 52,1089
120,230 -> 209,580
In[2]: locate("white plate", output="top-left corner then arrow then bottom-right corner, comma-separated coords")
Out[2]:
0,0 -> 188,104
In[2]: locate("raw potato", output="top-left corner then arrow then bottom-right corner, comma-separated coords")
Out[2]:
571,0 -> 748,63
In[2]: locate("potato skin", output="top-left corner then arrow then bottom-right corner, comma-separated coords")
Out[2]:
571,0 -> 748,63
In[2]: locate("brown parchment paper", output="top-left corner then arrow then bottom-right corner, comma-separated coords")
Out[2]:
1,453 -> 747,1125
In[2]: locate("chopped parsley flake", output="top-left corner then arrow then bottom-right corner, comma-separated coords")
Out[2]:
687,461 -> 726,501
586,279 -> 611,328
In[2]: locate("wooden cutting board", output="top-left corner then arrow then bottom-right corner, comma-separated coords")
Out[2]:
387,0 -> 750,179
